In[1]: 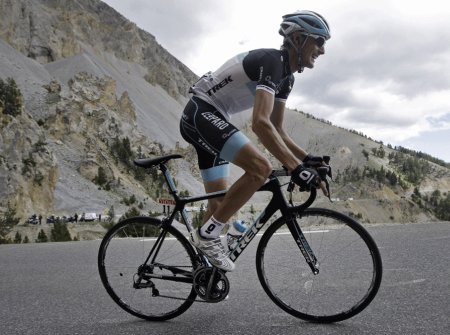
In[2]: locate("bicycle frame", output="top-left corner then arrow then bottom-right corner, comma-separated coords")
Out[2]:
157,159 -> 320,274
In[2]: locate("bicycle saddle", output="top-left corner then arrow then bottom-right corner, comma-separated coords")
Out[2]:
134,154 -> 183,168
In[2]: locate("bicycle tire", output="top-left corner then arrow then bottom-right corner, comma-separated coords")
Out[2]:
256,208 -> 382,323
98,216 -> 198,321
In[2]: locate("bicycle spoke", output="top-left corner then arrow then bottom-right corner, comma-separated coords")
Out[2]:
98,217 -> 197,321
256,209 -> 382,323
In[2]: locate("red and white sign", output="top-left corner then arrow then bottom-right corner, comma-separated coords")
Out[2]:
158,198 -> 176,205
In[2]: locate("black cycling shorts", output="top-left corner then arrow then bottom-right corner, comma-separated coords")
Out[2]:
179,97 -> 249,182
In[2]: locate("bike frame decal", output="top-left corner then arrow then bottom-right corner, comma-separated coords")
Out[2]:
228,210 -> 267,261
287,216 -> 319,274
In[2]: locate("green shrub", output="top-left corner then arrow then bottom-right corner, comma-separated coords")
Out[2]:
36,229 -> 48,243
51,222 -> 72,242
93,166 -> 108,186
0,202 -> 20,244
0,77 -> 23,117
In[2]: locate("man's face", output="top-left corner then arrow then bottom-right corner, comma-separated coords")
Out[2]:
301,35 -> 325,69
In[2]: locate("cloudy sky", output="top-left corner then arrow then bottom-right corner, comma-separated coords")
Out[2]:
103,0 -> 450,163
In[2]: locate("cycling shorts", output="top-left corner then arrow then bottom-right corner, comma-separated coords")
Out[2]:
179,96 -> 250,182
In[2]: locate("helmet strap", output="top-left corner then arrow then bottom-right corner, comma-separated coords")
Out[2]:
286,34 -> 309,73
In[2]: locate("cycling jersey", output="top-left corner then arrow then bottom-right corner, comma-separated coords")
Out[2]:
189,48 -> 294,119
181,48 -> 294,182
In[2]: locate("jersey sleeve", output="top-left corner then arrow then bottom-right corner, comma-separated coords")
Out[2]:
252,51 -> 293,103
275,74 -> 294,102
254,52 -> 285,95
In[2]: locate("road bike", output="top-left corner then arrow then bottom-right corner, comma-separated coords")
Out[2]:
98,154 -> 382,323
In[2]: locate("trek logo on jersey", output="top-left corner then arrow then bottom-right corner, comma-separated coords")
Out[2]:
205,75 -> 233,96
201,112 -> 230,130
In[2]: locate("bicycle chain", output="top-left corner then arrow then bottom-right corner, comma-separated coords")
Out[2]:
150,266 -> 229,303
152,293 -> 211,303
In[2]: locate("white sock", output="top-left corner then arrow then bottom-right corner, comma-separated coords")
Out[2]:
200,216 -> 225,239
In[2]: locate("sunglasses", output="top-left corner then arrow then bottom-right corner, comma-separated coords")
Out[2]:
305,34 -> 326,48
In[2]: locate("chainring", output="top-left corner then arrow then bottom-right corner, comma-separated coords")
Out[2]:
193,267 -> 229,303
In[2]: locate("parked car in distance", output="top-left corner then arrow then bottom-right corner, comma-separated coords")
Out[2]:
80,213 -> 97,221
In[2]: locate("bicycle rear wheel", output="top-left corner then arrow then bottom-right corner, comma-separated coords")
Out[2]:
98,216 -> 198,321
256,208 -> 382,323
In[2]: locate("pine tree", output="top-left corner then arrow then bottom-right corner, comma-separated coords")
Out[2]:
94,166 -> 108,186
0,202 -> 20,244
107,206 -> 115,223
435,194 -> 450,220
51,222 -> 72,242
36,229 -> 48,243
14,231 -> 22,243
0,77 -> 23,116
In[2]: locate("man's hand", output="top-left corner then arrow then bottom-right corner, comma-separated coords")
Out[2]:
302,154 -> 324,168
300,154 -> 332,197
291,165 -> 320,191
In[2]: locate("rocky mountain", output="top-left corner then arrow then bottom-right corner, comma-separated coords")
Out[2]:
0,0 -> 199,219
1,0 -> 449,231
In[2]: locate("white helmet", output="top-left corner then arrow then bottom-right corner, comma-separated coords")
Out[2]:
279,10 -> 331,72
279,10 -> 331,40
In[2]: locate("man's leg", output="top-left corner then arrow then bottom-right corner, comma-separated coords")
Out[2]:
211,142 -> 272,223
202,178 -> 227,224
193,143 -> 271,271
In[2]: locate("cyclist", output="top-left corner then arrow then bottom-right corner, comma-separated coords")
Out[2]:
179,10 -> 331,271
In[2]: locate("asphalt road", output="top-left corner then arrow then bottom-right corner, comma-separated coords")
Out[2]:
1,222 -> 449,335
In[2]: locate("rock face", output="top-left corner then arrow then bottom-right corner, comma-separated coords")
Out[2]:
0,0 -> 197,99
0,107 -> 58,218
0,0 -> 200,219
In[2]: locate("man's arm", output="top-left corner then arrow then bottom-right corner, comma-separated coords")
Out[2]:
270,99 -> 309,161
270,100 -> 329,196
251,89 -> 301,172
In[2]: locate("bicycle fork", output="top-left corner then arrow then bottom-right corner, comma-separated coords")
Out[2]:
286,216 -> 320,275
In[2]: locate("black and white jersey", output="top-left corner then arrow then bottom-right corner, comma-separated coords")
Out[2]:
189,48 -> 294,119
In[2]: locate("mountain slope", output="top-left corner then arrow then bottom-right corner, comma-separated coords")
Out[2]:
0,0 -> 197,99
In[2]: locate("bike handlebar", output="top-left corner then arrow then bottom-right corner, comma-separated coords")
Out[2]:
271,158 -> 332,203
270,168 -> 318,210
271,168 -> 291,177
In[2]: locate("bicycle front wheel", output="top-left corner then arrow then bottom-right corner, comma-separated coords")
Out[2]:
98,216 -> 198,321
256,208 -> 382,323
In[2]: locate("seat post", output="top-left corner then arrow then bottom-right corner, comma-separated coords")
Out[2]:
160,164 -> 178,196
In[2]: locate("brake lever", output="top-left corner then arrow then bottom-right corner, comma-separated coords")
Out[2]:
317,165 -> 333,202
